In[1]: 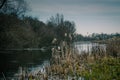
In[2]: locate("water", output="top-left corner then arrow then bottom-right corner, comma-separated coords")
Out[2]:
74,41 -> 106,54
0,50 -> 51,79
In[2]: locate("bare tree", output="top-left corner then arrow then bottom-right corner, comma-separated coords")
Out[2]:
0,0 -> 29,16
48,13 -> 64,27
0,0 -> 7,9
47,14 -> 76,42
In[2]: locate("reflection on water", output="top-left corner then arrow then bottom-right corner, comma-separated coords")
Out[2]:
0,50 -> 51,78
74,41 -> 106,54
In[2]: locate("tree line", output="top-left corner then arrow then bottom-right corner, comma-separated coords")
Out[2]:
75,33 -> 120,41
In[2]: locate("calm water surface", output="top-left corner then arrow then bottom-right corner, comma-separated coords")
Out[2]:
75,41 -> 106,54
0,50 -> 51,78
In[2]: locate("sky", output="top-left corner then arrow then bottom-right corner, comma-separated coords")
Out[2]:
26,0 -> 120,35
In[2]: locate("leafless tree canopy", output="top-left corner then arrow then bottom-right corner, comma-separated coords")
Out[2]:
0,0 -> 7,9
0,0 -> 28,16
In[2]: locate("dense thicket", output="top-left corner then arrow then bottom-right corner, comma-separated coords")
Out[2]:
0,12 -> 76,49
0,0 -> 76,49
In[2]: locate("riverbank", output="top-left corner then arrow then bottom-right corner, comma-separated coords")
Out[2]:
2,40 -> 119,80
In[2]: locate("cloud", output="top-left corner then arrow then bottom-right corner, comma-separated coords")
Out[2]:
28,0 -> 120,16
26,0 -> 120,35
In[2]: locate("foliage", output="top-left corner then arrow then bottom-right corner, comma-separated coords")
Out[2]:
0,13 -> 38,49
80,57 -> 120,80
0,12 -> 76,49
0,0 -> 76,49
106,38 -> 120,57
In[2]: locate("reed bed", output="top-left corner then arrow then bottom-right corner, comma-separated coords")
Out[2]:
45,38 -> 120,80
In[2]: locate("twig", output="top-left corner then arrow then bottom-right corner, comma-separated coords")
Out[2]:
2,72 -> 6,80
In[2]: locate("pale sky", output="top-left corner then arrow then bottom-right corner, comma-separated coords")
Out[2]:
26,0 -> 120,35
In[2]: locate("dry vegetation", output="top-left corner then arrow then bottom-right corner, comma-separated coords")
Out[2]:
13,38 -> 120,80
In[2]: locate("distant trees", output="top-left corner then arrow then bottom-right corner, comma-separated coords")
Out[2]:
75,33 -> 120,41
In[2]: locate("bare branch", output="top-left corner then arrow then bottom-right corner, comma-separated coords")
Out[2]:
0,0 -> 7,9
